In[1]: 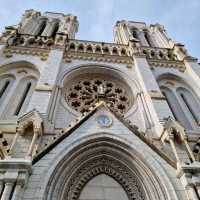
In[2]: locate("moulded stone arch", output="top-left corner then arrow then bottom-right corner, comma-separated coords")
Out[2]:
158,73 -> 200,129
37,133 -> 179,200
0,73 -> 16,81
156,72 -> 199,97
58,64 -> 141,117
0,74 -> 16,105
0,61 -> 40,118
0,60 -> 42,76
59,64 -> 141,91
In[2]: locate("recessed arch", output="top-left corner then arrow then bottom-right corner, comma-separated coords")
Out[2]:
158,73 -> 200,130
0,61 -> 39,119
38,133 -> 178,200
58,64 -> 140,117
0,60 -> 40,77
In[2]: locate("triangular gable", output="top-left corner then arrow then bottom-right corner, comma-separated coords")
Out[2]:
33,102 -> 176,167
17,109 -> 43,135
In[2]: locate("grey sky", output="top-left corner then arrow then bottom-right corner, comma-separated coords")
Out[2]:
0,0 -> 199,60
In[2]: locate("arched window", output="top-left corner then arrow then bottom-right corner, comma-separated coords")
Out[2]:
51,22 -> 59,38
0,76 -> 15,106
37,20 -> 47,36
162,90 -> 177,121
132,28 -> 138,39
86,45 -> 93,53
161,86 -> 192,129
0,80 -> 10,99
143,30 -> 153,47
78,44 -> 84,52
69,43 -> 75,50
0,62 -> 39,120
158,74 -> 200,130
14,82 -> 32,116
177,87 -> 200,125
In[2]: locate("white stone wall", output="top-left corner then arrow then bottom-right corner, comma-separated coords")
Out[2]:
22,107 -> 186,200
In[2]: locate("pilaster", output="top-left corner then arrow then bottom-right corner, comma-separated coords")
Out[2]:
27,49 -> 64,114
184,57 -> 200,99
133,54 -> 163,137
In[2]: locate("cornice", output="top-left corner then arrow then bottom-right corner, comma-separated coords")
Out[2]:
148,59 -> 186,72
64,52 -> 134,64
3,46 -> 49,61
149,91 -> 166,100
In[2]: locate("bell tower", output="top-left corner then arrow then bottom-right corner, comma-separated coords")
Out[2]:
0,9 -> 200,200
114,20 -> 172,48
0,9 -> 79,47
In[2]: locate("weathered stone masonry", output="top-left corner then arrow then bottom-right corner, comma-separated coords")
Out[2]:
0,9 -> 200,200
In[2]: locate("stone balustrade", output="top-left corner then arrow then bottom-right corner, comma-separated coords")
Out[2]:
7,33 -> 55,49
141,46 -> 178,61
67,39 -> 130,57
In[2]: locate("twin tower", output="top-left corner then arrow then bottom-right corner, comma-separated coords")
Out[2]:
0,9 -> 200,200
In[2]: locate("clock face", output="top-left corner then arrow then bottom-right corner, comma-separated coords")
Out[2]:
97,115 -> 112,127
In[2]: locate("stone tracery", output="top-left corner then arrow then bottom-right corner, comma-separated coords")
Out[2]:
64,75 -> 133,114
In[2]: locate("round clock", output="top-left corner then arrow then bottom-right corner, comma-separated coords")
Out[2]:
97,115 -> 112,127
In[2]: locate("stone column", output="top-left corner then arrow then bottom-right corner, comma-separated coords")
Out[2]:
0,78 -> 20,119
41,20 -> 57,37
153,26 -> 170,48
11,183 -> 22,200
195,185 -> 200,198
186,185 -> 199,200
1,182 -> 14,200
32,19 -> 45,35
136,93 -> 151,130
8,131 -> 20,156
48,85 -> 61,123
138,31 -> 149,46
27,131 -> 38,157
168,133 -> 181,163
184,57 -> 200,100
0,181 -> 3,196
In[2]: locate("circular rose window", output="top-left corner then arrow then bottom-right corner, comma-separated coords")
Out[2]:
63,73 -> 133,114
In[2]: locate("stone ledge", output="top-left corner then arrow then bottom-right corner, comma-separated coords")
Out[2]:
0,158 -> 32,173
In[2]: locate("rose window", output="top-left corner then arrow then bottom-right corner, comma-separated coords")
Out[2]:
64,75 -> 133,114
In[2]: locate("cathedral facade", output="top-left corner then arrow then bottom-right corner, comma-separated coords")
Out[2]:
0,9 -> 200,200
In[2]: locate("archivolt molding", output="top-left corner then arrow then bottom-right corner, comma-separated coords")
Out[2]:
64,156 -> 145,200
59,64 -> 140,116
41,134 -> 177,200
0,60 -> 41,76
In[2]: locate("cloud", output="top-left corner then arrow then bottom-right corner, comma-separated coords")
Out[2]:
0,0 -> 199,59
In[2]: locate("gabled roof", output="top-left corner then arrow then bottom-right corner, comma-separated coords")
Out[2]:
33,101 -> 176,168
17,109 -> 43,135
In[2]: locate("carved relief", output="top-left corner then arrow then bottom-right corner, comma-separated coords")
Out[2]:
64,156 -> 145,200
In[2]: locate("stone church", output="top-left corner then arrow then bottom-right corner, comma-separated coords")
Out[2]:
0,9 -> 200,200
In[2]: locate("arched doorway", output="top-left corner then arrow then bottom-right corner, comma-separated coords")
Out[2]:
41,135 -> 177,200
79,174 -> 129,200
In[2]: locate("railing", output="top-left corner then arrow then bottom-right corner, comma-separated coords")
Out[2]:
140,46 -> 178,61
67,39 -> 131,57
5,33 -> 55,49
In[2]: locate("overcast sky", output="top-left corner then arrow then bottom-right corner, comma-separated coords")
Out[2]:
0,0 -> 199,60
